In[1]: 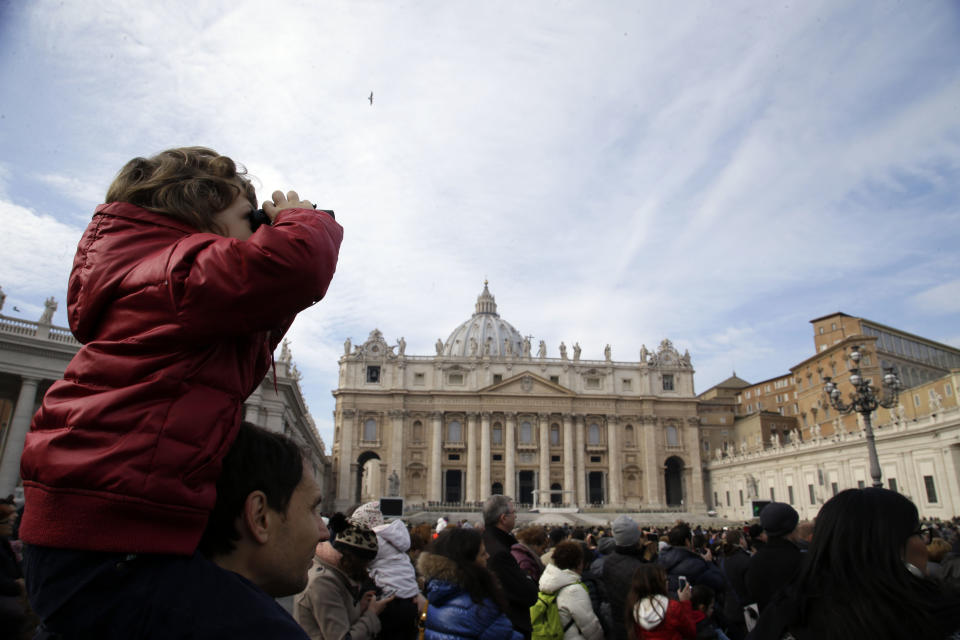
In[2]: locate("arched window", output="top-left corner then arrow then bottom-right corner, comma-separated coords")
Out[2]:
447,420 -> 462,442
625,424 -> 635,446
412,420 -> 423,442
666,424 -> 679,447
588,423 -> 601,445
363,418 -> 377,441
492,423 -> 503,445
492,482 -> 503,495
520,421 -> 533,444
550,423 -> 560,445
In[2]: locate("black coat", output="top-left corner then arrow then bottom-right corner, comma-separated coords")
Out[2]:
482,526 -> 538,638
601,545 -> 650,640
657,545 -> 728,595
744,537 -> 802,612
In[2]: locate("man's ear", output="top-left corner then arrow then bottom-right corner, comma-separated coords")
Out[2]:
241,490 -> 271,544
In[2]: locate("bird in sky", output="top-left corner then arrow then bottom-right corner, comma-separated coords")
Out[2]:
368,91 -> 373,106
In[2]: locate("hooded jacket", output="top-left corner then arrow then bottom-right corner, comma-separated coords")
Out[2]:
537,563 -> 603,640
632,596 -> 695,640
294,556 -> 381,640
656,546 -> 726,596
416,551 -> 522,640
19,202 -> 343,554
369,519 -> 420,598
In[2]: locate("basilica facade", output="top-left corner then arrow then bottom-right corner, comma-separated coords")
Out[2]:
331,283 -> 705,512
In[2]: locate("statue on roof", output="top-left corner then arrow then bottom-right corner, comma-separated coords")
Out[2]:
573,342 -> 581,361
538,340 -> 547,358
344,338 -> 352,356
559,342 -> 568,360
40,297 -> 57,325
522,337 -> 531,358
604,344 -> 611,362
435,339 -> 444,355
397,336 -> 406,356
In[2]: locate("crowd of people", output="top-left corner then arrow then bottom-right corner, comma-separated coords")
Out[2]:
3,146 -> 960,639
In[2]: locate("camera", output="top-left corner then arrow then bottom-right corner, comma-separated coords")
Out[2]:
248,208 -> 336,232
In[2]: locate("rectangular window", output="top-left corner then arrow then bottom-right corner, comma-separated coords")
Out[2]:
808,484 -> 816,505
888,478 -> 898,493
924,475 -> 938,503
946,383 -> 953,397
551,455 -> 560,462
857,480 -> 865,489
726,491 -> 730,506
714,492 -> 719,507
448,373 -> 464,385
550,375 -> 560,384
413,372 -> 425,385
769,487 -> 775,501
914,394 -> 920,407
662,374 -> 674,391
448,454 -> 460,461
739,490 -> 744,506
586,377 -> 601,389
366,366 -> 380,383
787,486 -> 794,504
719,416 -> 727,424
831,482 -> 838,496
590,455 -> 602,463
622,379 -> 633,391
492,374 -> 502,384
493,454 -> 502,461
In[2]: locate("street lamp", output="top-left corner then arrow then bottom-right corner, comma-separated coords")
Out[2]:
823,345 -> 901,488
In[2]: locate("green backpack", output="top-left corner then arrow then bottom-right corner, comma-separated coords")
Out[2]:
530,589 -> 576,640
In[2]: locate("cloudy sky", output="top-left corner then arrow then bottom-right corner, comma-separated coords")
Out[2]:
1,1 -> 958,450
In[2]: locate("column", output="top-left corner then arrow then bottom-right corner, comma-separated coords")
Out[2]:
538,413 -> 550,507
429,412 -> 443,502
563,414 -> 574,507
505,412 -> 517,499
0,377 -> 40,497
389,410 -> 405,492
643,416 -> 661,506
686,416 -> 704,508
480,412 -> 491,500
466,412 -> 478,503
575,414 -> 586,506
336,409 -> 356,508
606,416 -> 621,506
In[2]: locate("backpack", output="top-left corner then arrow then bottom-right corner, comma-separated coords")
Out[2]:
530,586 -> 580,640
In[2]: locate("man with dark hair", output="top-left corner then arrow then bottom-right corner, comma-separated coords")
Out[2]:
25,422 -> 327,638
657,522 -> 726,597
482,495 -> 538,638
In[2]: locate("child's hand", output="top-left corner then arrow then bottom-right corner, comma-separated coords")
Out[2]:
262,190 -> 315,221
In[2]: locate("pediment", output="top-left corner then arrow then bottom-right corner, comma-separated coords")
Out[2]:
481,372 -> 575,396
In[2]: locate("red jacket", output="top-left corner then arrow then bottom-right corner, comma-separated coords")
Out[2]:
633,598 -> 696,640
19,202 -> 343,554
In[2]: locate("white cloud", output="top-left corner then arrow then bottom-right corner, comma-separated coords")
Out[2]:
911,280 -> 960,315
2,0 -> 959,444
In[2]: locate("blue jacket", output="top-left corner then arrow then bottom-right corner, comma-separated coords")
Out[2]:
418,552 -> 522,640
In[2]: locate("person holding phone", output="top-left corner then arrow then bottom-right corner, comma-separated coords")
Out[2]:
625,564 -> 695,640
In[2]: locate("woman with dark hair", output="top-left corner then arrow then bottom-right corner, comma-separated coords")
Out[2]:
417,527 -> 522,639
625,564 -> 695,640
750,488 -> 960,639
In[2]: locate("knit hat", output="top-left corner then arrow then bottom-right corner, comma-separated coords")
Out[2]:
612,515 -> 641,547
597,537 -> 616,555
349,501 -> 385,529
760,502 -> 799,538
332,523 -> 379,560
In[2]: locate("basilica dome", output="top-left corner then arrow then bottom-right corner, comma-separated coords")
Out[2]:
443,282 -> 524,357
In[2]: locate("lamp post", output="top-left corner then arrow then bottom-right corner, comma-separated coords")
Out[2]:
823,345 -> 901,489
